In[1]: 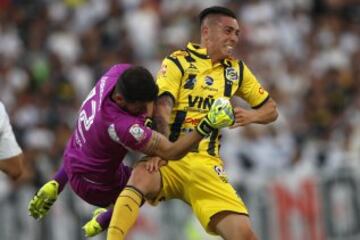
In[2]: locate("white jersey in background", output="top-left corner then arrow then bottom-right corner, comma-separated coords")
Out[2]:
0,102 -> 22,160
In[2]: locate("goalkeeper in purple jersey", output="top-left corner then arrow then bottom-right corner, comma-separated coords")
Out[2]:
28,64 -> 235,237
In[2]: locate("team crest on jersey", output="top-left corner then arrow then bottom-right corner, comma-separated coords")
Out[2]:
214,165 -> 229,183
204,76 -> 214,86
129,124 -> 146,142
108,123 -> 120,143
225,67 -> 238,81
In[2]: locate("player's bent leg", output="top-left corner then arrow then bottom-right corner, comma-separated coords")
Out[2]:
107,162 -> 162,240
209,211 -> 258,240
128,161 -> 162,196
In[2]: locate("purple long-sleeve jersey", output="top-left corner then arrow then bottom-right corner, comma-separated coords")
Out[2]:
63,64 -> 152,185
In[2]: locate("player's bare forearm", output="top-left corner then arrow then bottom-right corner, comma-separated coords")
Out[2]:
253,98 -> 278,124
143,130 -> 202,160
144,97 -> 235,159
162,130 -> 203,160
153,115 -> 169,137
0,154 -> 23,180
232,98 -> 278,128
153,95 -> 173,137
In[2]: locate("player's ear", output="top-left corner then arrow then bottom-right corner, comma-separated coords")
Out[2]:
113,93 -> 125,105
201,25 -> 208,37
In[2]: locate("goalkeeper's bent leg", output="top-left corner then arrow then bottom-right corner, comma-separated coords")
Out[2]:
107,186 -> 144,240
96,206 -> 113,230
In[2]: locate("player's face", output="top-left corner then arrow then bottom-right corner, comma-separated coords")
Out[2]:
206,16 -> 240,60
113,92 -> 154,116
124,101 -> 153,116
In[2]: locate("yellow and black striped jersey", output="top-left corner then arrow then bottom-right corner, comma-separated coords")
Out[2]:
156,42 -> 269,158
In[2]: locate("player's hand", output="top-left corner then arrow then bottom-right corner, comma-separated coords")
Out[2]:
28,180 -> 59,220
196,98 -> 234,136
82,208 -> 106,237
230,107 -> 255,128
145,157 -> 168,172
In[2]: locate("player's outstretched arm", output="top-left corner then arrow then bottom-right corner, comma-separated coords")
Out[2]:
141,98 -> 234,160
0,153 -> 23,180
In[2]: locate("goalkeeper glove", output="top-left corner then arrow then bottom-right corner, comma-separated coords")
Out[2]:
28,180 -> 59,219
82,208 -> 107,237
196,97 -> 234,137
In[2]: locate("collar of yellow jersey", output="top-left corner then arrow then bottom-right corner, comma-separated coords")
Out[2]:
186,42 -> 210,59
186,42 -> 235,64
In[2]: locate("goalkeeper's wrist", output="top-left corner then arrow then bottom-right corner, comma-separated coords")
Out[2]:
195,117 -> 215,137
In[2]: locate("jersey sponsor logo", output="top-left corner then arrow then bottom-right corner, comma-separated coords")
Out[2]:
184,76 -> 196,89
205,76 -> 214,86
184,117 -> 201,126
201,76 -> 218,92
201,85 -> 218,92
259,87 -> 264,94
214,165 -> 229,183
225,67 -> 238,81
108,123 -> 120,143
188,95 -> 215,110
129,124 -> 146,143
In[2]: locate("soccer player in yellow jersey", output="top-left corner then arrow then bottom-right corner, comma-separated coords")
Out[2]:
108,6 -> 278,240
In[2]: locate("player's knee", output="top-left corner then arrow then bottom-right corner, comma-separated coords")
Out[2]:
210,212 -> 257,240
224,225 -> 257,240
127,163 -> 161,195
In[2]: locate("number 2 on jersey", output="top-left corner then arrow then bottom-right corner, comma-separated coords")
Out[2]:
77,87 -> 97,143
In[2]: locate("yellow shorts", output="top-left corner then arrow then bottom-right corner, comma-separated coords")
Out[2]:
153,153 -> 248,234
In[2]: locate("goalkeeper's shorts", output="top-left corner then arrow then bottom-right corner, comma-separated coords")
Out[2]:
149,153 -> 248,235
65,163 -> 132,207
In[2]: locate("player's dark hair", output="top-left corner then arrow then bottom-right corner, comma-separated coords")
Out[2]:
199,6 -> 237,25
115,66 -> 158,102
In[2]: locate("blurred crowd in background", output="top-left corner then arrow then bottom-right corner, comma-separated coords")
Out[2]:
0,0 -> 359,239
